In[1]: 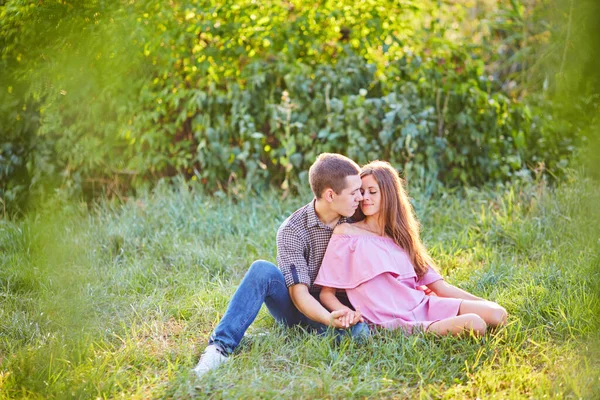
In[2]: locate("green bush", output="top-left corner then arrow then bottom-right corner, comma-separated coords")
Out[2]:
0,0 -> 592,209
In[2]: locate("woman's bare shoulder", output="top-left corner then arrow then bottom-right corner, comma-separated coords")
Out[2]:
333,223 -> 351,234
334,222 -> 374,236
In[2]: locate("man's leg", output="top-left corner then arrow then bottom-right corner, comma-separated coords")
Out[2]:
297,317 -> 371,344
261,273 -> 371,344
195,260 -> 370,377
266,288 -> 371,344
207,259 -> 372,349
193,260 -> 287,378
340,321 -> 371,343
208,260 -> 287,355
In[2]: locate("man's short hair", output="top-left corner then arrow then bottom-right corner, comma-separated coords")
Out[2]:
308,153 -> 360,199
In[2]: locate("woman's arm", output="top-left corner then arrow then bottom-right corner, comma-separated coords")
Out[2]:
319,286 -> 363,327
289,284 -> 360,328
427,280 -> 484,301
320,286 -> 352,312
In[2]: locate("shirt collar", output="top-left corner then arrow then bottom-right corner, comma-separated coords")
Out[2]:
307,199 -> 347,229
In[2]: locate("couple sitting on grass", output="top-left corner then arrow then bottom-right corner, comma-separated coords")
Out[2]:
193,153 -> 507,378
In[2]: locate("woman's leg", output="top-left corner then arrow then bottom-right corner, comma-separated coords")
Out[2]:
427,313 -> 487,336
458,300 -> 507,327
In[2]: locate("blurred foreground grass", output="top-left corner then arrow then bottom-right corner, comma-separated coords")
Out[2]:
0,173 -> 599,399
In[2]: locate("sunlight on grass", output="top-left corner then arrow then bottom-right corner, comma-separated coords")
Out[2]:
0,175 -> 598,398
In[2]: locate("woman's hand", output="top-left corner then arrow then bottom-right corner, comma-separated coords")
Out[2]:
329,307 -> 364,329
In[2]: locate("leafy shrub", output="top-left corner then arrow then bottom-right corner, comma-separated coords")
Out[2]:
0,0 -> 591,210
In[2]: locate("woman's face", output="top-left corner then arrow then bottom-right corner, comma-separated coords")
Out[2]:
360,174 -> 381,217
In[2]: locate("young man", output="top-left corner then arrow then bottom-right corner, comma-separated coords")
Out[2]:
193,153 -> 367,378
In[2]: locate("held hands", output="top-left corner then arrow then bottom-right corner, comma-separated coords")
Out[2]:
329,307 -> 364,329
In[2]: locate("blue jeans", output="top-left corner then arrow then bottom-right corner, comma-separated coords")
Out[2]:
209,260 -> 370,355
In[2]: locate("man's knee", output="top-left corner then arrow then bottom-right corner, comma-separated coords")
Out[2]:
350,322 -> 371,344
247,260 -> 281,282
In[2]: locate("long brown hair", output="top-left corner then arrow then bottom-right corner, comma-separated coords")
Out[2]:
355,160 -> 435,278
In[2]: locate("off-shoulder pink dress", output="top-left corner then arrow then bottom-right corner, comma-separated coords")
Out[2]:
314,234 -> 463,332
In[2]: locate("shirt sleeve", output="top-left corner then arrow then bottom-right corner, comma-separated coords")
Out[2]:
276,225 -> 311,288
416,266 -> 444,286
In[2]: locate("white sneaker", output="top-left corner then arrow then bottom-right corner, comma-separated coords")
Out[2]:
192,344 -> 229,378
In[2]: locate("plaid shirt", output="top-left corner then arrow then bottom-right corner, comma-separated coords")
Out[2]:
276,200 -> 348,295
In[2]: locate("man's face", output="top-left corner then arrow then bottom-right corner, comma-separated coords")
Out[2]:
330,175 -> 363,217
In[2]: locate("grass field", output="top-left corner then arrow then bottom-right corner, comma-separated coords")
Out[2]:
1,173 -> 599,399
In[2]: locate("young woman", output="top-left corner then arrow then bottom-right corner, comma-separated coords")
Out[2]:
314,161 -> 507,336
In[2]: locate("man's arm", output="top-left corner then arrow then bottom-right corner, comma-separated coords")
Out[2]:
289,284 -> 333,325
276,224 -> 361,328
289,284 -> 361,329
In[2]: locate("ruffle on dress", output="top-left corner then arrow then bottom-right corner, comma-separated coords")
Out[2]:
314,234 -> 417,289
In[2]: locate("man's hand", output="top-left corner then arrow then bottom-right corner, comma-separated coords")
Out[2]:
288,284 -> 364,328
329,307 -> 364,329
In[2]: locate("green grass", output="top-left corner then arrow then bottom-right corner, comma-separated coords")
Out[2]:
1,174 -> 599,399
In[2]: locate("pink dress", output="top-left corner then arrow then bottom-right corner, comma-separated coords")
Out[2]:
314,234 -> 462,332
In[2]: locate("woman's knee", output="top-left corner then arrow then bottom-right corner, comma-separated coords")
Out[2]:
488,305 -> 508,327
464,313 -> 487,335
